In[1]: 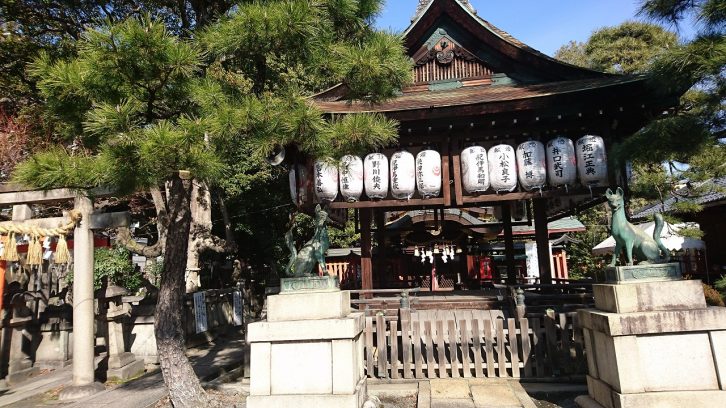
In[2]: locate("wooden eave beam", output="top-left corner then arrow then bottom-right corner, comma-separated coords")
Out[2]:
329,187 -> 608,211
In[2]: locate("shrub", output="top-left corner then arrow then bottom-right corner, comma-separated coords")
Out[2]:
68,246 -> 143,293
703,283 -> 725,307
714,274 -> 726,294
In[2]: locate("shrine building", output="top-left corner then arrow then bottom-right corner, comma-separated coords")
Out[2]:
290,0 -> 683,293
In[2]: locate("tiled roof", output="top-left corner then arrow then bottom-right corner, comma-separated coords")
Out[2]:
632,177 -> 726,219
313,76 -> 642,114
326,247 -> 361,257
510,217 -> 585,235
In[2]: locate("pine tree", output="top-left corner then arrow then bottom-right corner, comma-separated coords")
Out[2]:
554,21 -> 678,74
621,0 -> 725,214
12,1 -> 411,405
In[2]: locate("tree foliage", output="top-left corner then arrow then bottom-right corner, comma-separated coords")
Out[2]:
10,1 -> 411,405
623,0 -> 726,215
557,3 -> 724,274
554,21 -> 677,74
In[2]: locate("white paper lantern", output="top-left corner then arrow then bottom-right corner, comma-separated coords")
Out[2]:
461,146 -> 489,194
576,135 -> 608,186
390,150 -> 416,199
488,144 -> 517,192
289,164 -> 309,205
364,153 -> 389,199
516,141 -> 547,191
416,149 -> 442,198
314,159 -> 338,202
546,137 -> 577,188
339,155 -> 363,202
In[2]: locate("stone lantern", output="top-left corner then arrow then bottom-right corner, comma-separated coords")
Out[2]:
96,283 -> 144,381
6,292 -> 40,385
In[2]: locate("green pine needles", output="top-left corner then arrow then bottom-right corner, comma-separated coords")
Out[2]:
14,1 -> 413,194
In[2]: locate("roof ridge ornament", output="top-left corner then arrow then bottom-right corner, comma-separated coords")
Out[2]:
413,0 -> 476,22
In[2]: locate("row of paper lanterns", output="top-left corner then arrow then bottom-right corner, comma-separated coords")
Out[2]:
294,135 -> 607,203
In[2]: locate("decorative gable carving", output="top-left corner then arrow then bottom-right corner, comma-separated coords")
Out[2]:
413,35 -> 494,84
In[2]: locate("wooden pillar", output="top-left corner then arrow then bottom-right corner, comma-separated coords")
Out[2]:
374,210 -> 385,289
466,255 -> 476,280
502,203 -> 516,285
534,198 -> 553,284
360,209 -> 373,298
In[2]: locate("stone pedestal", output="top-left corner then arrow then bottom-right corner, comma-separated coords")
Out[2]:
35,305 -> 73,368
575,270 -> 726,408
6,293 -> 39,386
97,286 -> 145,382
6,316 -> 39,385
246,283 -> 366,408
35,320 -> 73,368
127,306 -> 159,368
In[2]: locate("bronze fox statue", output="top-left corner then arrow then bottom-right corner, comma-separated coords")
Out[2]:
606,187 -> 670,266
284,204 -> 330,277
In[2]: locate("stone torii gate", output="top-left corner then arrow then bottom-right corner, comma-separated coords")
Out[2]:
0,186 -> 129,399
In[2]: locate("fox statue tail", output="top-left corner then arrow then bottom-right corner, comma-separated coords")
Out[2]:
653,213 -> 670,262
284,230 -> 297,274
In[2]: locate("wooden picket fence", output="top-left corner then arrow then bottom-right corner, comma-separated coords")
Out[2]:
363,310 -> 585,379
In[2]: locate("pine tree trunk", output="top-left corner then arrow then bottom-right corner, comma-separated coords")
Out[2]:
154,174 -> 209,408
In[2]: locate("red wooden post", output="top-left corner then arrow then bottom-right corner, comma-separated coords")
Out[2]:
533,198 -> 553,284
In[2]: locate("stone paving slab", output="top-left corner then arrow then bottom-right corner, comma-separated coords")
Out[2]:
431,398 -> 476,408
430,379 -> 472,399
0,369 -> 72,407
471,384 -> 521,406
64,372 -> 167,408
419,379 -> 537,408
0,329 -> 246,408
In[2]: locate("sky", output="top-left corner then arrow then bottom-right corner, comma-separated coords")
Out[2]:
374,0 -> 699,57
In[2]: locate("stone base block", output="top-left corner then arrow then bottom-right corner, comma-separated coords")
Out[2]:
247,378 -> 366,408
58,382 -> 106,400
584,328 -> 723,393
109,351 -> 137,369
595,263 -> 681,283
106,358 -> 145,381
593,280 -> 706,313
577,387 -> 726,408
6,366 -> 40,386
35,359 -> 72,369
578,306 -> 726,336
248,313 -> 364,342
35,329 -> 72,369
267,289 -> 350,321
575,395 -> 605,408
